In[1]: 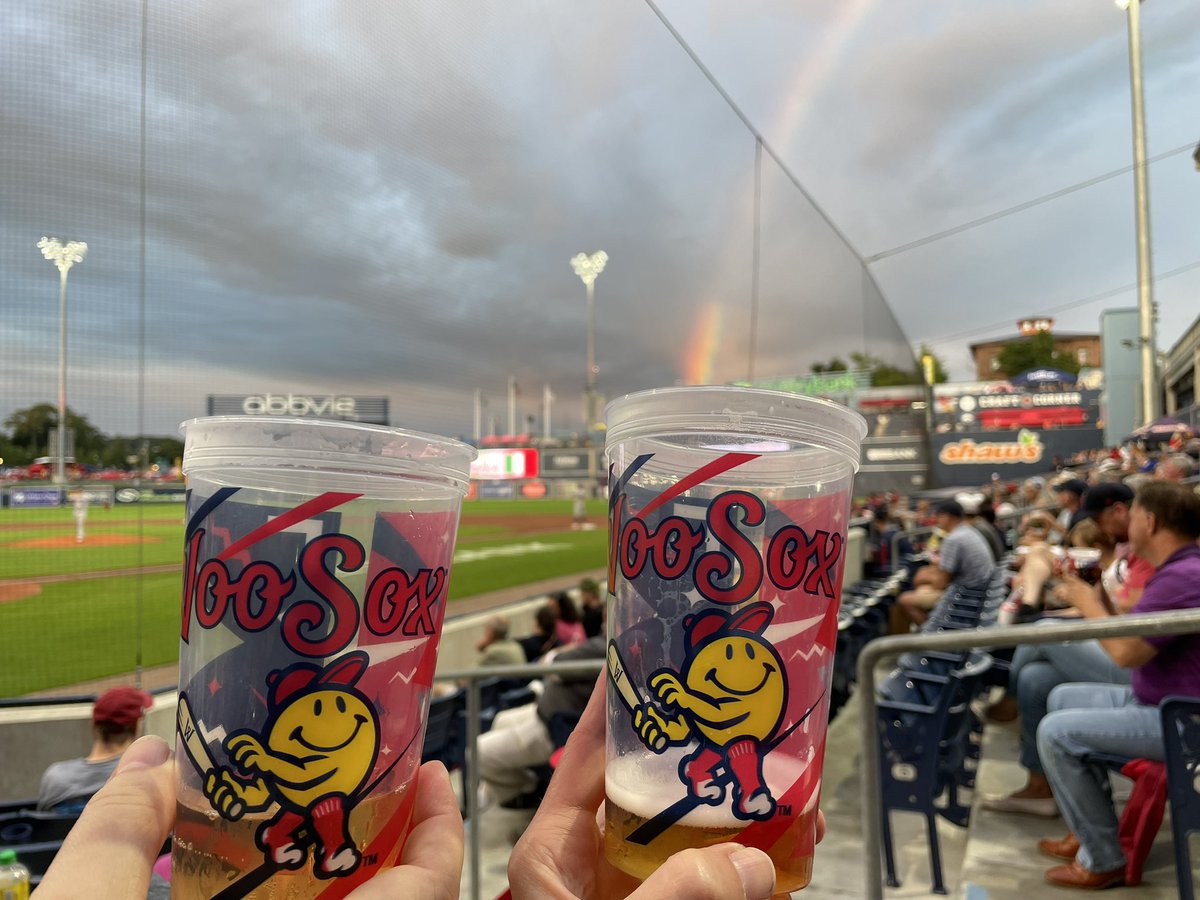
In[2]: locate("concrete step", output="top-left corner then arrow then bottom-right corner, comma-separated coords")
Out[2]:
956,711 -> 1180,899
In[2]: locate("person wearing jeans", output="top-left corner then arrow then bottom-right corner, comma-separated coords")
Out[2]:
983,638 -> 1130,817
1034,481 -> 1200,890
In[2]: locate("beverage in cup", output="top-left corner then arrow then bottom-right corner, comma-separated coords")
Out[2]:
172,417 -> 474,898
1066,547 -> 1103,585
602,387 -> 866,891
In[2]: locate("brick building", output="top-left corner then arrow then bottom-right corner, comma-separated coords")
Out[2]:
969,318 -> 1101,381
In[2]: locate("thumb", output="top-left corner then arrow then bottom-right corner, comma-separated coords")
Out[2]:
36,735 -> 175,899
627,843 -> 776,900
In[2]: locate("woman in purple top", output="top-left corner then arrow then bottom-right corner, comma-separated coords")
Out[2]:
1033,481 -> 1200,890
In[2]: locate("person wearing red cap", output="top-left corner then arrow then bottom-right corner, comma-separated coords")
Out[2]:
37,685 -> 153,813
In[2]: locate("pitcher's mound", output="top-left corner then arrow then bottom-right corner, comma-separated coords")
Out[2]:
0,583 -> 41,603
13,534 -> 158,549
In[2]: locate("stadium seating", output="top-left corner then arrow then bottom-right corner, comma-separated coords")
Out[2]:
869,567 -> 1011,894
0,809 -> 78,846
1160,695 -> 1200,900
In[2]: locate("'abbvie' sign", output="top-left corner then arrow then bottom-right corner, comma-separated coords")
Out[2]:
207,395 -> 390,426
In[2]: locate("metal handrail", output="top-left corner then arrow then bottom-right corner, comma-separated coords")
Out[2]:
856,609 -> 1200,900
436,658 -> 603,900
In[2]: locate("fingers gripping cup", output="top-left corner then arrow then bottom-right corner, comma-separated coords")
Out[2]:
603,387 -> 866,892
173,417 -> 474,899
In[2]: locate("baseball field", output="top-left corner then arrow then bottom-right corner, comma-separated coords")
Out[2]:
0,497 -> 608,696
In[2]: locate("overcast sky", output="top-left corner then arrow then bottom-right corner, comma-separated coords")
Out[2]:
2,0 -> 1197,440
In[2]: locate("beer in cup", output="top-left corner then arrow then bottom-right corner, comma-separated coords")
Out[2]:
1066,547 -> 1103,585
603,387 -> 866,891
172,417 -> 474,898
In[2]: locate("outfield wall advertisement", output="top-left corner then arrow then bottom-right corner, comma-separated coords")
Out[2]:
929,425 -> 1104,486
206,394 -> 390,425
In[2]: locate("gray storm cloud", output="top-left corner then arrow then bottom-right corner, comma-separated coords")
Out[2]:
2,0 -> 1197,436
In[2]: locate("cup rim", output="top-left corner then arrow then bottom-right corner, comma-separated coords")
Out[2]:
603,385 -> 867,471
179,416 -> 477,490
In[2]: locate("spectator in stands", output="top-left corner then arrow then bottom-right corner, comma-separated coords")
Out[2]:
1006,477 -> 1094,616
1039,477 -> 1087,544
1017,476 -> 1053,509
579,577 -> 604,638
1155,452 -> 1195,483
38,686 -> 153,813
977,501 -> 1009,554
549,590 -> 586,646
896,499 -> 993,628
517,603 -> 560,662
476,635 -> 605,810
1035,481 -> 1200,889
865,505 -> 911,578
475,615 -> 526,668
957,492 -> 1004,561
983,518 -> 1136,814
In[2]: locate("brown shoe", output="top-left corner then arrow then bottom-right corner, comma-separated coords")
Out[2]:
1038,833 -> 1081,861
1044,860 -> 1125,890
986,695 -> 1019,723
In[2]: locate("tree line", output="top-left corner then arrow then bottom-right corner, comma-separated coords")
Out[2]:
0,403 -> 183,469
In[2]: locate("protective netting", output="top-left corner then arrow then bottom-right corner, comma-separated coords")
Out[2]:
0,2 -> 913,696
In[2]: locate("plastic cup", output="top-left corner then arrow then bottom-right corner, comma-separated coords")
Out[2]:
172,416 -> 474,899
1067,547 -> 1103,585
602,386 -> 866,892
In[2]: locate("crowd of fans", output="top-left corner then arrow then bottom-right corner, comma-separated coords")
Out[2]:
863,438 -> 1200,890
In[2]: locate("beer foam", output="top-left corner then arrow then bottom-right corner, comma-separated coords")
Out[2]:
606,748 -> 816,829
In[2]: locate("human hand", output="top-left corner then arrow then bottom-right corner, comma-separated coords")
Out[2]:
36,735 -> 176,899
1052,575 -> 1094,610
37,734 -> 463,900
344,760 -> 464,900
508,674 -> 824,900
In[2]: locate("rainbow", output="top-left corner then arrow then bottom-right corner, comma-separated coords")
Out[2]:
677,1 -> 875,386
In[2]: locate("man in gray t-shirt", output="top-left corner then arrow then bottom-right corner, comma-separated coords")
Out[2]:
38,686 -> 152,813
898,499 -> 994,627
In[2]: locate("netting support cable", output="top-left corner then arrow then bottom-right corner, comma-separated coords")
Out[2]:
864,142 -> 1195,264
926,257 -> 1200,345
748,138 -> 762,382
135,0 -> 149,686
642,0 -> 863,261
642,0 -> 914,356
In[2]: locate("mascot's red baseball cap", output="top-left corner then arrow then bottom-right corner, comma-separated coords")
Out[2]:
684,601 -> 774,649
267,650 -> 369,709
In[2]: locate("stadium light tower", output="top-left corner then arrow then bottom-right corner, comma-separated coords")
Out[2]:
570,251 -> 608,435
1115,0 -> 1158,424
37,236 -> 88,484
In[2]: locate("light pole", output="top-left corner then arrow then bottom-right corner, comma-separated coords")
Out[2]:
1116,0 -> 1158,424
37,237 -> 88,484
570,251 -> 608,436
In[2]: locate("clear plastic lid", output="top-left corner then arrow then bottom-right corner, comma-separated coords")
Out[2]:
604,386 -> 867,472
180,416 -> 477,494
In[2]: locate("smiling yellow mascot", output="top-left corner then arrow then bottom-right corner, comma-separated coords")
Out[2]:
634,601 -> 787,821
204,650 -> 380,877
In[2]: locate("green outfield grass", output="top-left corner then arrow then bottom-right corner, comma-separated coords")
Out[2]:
0,497 -> 608,695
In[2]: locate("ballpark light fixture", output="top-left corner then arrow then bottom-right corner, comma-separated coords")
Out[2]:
570,250 -> 608,424
38,236 -> 88,485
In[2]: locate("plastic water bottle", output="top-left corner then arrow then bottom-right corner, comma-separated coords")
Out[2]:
0,849 -> 30,900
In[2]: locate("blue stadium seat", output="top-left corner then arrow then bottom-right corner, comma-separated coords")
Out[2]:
876,649 -> 993,895
1160,695 -> 1200,900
